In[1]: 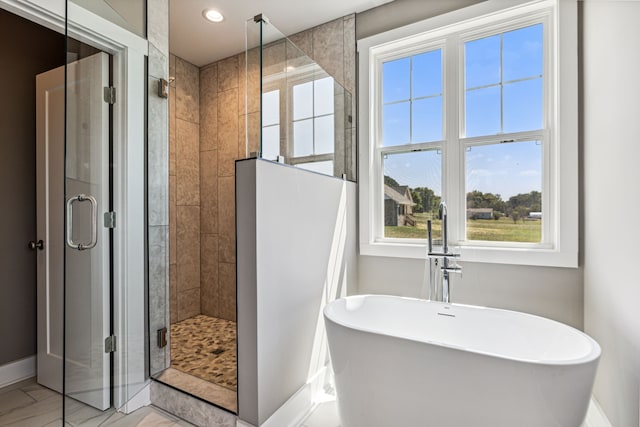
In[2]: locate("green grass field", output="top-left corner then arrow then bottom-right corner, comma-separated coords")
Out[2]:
384,212 -> 541,242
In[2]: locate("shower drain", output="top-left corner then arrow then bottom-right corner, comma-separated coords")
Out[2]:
211,348 -> 225,355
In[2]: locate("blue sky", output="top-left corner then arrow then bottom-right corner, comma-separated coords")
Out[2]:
382,24 -> 543,200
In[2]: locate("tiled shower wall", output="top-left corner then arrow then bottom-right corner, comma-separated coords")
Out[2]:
169,55 -> 202,323
168,14 -> 356,325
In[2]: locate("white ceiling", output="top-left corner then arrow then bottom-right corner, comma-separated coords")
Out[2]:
169,0 -> 394,67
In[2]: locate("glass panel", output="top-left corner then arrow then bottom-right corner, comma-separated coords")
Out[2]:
383,150 -> 442,240
383,102 -> 411,146
314,77 -> 334,116
503,78 -> 543,133
412,50 -> 442,98
65,47 -> 112,412
503,24 -> 543,82
262,125 -> 280,160
293,81 -> 313,120
71,0 -> 146,37
293,119 -> 314,156
465,86 -> 501,137
465,34 -> 500,89
263,90 -> 280,126
465,141 -> 542,242
246,16 -> 353,179
314,115 -> 334,154
412,97 -> 442,142
297,160 -> 334,175
383,57 -> 411,103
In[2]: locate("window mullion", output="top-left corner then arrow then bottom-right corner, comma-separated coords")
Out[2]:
444,34 -> 462,244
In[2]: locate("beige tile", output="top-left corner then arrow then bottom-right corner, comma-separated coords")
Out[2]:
263,40 -> 286,77
247,112 -> 260,157
289,29 -> 313,58
200,234 -> 219,317
169,86 -> 176,176
178,288 -> 200,321
238,114 -> 246,159
176,206 -> 200,292
200,150 -> 218,234
343,14 -> 356,97
218,176 -> 235,238
199,64 -> 218,152
175,56 -> 199,123
219,263 -> 237,321
217,89 -> 239,177
170,265 -> 177,324
312,18 -> 345,88
169,54 -> 176,85
245,48 -> 260,115
169,175 -> 176,264
217,56 -> 239,92
218,234 -> 236,265
0,390 -> 34,415
238,53 -> 246,117
176,119 -> 200,206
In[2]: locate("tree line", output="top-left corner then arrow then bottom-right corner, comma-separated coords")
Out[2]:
385,176 -> 541,222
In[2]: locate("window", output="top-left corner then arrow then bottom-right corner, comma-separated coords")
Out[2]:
358,0 -> 578,267
290,75 -> 335,172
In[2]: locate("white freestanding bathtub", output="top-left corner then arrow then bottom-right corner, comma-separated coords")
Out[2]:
324,295 -> 600,427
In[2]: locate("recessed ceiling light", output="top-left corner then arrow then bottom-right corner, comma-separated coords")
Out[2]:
203,8 -> 224,23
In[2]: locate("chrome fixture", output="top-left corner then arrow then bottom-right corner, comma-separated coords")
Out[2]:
427,201 -> 461,303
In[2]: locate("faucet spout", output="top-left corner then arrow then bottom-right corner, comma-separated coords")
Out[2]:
427,200 -> 460,304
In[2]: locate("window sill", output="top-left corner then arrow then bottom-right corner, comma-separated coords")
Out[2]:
360,240 -> 578,268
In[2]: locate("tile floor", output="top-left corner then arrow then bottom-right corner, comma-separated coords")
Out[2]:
0,378 -> 195,426
0,378 -> 341,427
170,315 -> 237,391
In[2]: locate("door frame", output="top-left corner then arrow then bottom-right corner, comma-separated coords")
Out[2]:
0,0 -> 148,411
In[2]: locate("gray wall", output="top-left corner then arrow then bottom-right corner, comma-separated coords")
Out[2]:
583,2 -> 640,425
354,0 -> 584,329
0,9 -> 64,366
356,0 -> 482,39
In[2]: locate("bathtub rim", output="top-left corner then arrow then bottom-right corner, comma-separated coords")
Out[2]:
324,294 -> 601,367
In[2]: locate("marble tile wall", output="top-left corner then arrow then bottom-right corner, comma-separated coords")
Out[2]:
148,0 -> 170,376
169,54 -> 201,324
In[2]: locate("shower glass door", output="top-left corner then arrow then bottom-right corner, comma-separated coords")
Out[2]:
63,3 -> 112,413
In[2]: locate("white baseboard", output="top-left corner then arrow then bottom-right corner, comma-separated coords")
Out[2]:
585,397 -> 613,427
261,367 -> 328,427
0,356 -> 36,389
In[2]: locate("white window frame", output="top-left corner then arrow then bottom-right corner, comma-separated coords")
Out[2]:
358,0 -> 578,267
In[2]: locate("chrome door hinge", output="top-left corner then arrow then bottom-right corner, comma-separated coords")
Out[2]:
104,211 -> 116,229
105,335 -> 116,353
104,86 -> 116,104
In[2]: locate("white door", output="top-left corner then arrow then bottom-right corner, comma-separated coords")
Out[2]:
36,52 -> 111,411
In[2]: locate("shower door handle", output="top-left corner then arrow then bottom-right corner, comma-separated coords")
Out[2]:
66,194 -> 98,251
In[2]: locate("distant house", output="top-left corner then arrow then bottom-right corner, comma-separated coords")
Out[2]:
384,185 -> 416,226
467,208 -> 494,220
529,212 -> 542,219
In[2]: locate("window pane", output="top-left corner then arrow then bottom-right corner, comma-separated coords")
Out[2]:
412,97 -> 442,142
412,50 -> 442,98
383,150 -> 442,240
297,160 -> 334,175
466,141 -> 542,242
383,102 -> 410,146
314,115 -> 334,154
383,57 -> 410,103
503,78 -> 543,133
503,24 -> 543,82
263,90 -> 280,126
293,119 -> 313,156
293,81 -> 313,120
314,77 -> 334,116
262,125 -> 280,160
465,34 -> 500,89
465,86 -> 500,137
